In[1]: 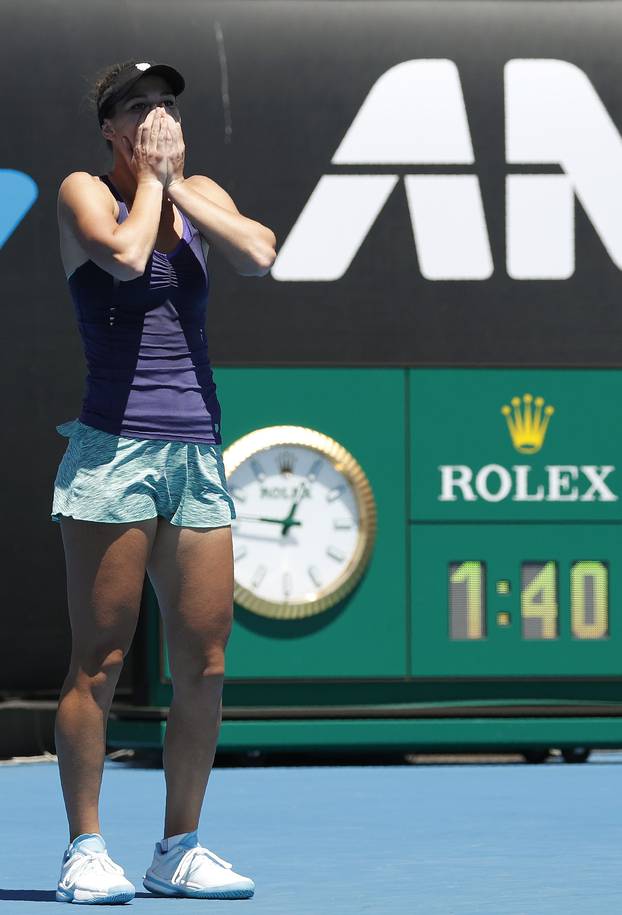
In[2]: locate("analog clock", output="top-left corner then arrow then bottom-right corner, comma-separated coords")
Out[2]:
222,425 -> 377,619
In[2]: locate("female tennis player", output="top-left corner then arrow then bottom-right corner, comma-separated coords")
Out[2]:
51,59 -> 276,904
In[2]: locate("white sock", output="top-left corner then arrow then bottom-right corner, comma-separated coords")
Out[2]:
160,831 -> 193,853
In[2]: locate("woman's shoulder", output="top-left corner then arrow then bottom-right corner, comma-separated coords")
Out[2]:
58,172 -> 119,213
57,172 -> 119,221
57,171 -> 111,197
182,175 -> 240,214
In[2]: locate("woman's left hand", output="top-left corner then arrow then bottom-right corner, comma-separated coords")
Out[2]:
165,115 -> 185,191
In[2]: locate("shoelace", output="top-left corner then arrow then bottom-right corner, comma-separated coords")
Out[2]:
64,850 -> 125,885
171,846 -> 233,886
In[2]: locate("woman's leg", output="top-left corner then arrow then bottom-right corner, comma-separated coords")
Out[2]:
146,518 -> 234,838
55,516 -> 158,842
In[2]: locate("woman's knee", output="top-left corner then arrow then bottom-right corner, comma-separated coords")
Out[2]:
169,642 -> 228,691
67,644 -> 129,701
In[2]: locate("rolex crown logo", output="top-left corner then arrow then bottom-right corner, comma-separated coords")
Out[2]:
501,393 -> 554,454
278,449 -> 296,475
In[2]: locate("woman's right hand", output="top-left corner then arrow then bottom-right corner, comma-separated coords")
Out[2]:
121,107 -> 169,186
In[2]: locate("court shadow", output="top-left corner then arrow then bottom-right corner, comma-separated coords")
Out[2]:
0,889 -> 57,901
0,888 -> 171,903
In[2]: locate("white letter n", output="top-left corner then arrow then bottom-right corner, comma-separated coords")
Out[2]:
506,59 -> 622,279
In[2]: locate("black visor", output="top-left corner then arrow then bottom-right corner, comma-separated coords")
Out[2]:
97,61 -> 185,125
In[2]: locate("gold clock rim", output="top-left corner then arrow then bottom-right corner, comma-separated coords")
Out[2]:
222,425 -> 377,620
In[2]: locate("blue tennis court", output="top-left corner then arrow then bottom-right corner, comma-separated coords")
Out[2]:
1,751 -> 622,914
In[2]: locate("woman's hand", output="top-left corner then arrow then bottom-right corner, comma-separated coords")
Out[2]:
164,116 -> 185,191
120,107 -> 169,187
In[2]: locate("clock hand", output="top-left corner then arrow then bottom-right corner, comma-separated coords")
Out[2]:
235,513 -> 301,526
281,484 -> 307,536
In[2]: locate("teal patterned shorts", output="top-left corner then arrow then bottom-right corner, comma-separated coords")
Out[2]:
51,419 -> 237,527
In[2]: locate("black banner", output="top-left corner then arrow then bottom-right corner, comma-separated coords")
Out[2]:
2,0 -> 621,688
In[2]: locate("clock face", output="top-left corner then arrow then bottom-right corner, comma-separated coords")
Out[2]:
223,427 -> 376,619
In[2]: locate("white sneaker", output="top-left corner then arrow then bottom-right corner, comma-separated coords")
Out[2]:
56,833 -> 135,904
143,830 -> 255,899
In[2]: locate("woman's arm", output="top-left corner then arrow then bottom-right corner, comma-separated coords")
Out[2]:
167,175 -> 277,277
57,107 -> 170,281
57,173 -> 164,281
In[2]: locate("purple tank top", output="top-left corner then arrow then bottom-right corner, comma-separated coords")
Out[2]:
66,173 -> 222,444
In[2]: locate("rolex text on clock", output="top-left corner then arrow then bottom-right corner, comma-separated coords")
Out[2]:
222,426 -> 377,619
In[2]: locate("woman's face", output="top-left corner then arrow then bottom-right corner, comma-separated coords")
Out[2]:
102,73 -> 181,154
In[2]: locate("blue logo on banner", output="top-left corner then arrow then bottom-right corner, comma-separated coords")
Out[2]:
0,170 -> 38,248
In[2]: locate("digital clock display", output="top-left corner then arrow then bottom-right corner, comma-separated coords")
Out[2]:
407,371 -> 622,678
448,561 -> 609,641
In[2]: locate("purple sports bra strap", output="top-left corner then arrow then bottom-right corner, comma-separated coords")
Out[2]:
99,173 -> 129,223
99,172 -> 121,198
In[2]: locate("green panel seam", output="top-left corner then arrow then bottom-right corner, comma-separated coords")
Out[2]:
405,368 -> 412,677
